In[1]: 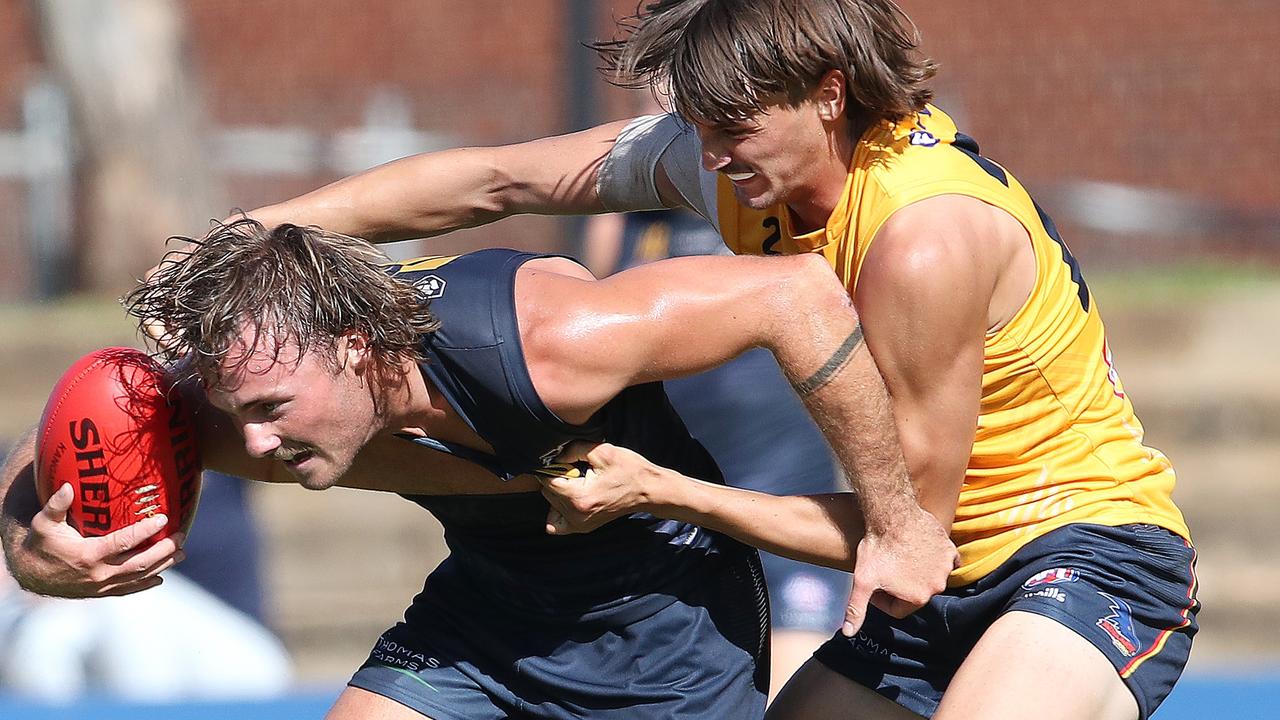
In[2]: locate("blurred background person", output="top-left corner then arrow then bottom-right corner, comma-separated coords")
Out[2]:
0,484 -> 292,703
178,472 -> 274,625
0,2 -> 293,701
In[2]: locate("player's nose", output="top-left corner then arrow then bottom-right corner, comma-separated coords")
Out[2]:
695,127 -> 731,172
242,422 -> 281,458
701,147 -> 731,172
700,140 -> 733,172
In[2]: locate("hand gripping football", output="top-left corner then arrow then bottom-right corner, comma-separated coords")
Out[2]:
35,347 -> 201,542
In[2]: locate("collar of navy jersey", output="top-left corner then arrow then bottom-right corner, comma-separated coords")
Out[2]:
395,432 -> 592,483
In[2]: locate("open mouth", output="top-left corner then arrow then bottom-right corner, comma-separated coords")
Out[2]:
276,448 -> 314,468
725,171 -> 757,183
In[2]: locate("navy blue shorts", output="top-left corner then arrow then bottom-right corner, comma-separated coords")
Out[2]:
349,546 -> 770,719
814,523 -> 1199,719
759,551 -> 850,634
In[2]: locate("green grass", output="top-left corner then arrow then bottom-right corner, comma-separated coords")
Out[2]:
0,295 -> 142,440
0,295 -> 138,346
1089,260 -> 1280,308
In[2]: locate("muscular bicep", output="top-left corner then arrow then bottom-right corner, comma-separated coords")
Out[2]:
516,253 -> 853,423
855,199 -> 1000,522
247,119 -> 639,242
1,429 -> 39,540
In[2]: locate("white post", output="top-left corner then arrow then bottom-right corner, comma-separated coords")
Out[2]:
22,79 -> 75,299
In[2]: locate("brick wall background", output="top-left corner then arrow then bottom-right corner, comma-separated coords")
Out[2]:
0,0 -> 1275,300
900,0 -> 1278,208
897,0 -> 1280,263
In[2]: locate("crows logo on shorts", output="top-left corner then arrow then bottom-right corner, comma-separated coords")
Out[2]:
1097,592 -> 1141,657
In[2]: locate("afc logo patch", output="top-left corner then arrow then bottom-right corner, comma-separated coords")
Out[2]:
414,274 -> 447,299
908,106 -> 939,147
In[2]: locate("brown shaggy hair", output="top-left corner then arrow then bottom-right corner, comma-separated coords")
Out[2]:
595,0 -> 936,132
123,218 -> 439,384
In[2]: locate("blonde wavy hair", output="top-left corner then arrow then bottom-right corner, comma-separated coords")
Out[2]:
124,218 -> 439,384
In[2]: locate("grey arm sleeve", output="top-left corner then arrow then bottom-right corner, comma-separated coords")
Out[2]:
596,114 -> 718,228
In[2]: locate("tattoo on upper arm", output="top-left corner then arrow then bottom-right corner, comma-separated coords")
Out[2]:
792,324 -> 865,396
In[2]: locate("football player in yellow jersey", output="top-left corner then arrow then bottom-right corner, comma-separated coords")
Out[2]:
135,1 -> 1194,718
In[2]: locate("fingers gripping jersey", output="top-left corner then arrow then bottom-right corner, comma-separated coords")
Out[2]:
708,106 -> 1190,585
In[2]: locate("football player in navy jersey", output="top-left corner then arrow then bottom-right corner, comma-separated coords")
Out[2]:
1,220 -> 901,719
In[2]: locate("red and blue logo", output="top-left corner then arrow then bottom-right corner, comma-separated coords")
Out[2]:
1096,592 -> 1141,657
1021,567 -> 1080,589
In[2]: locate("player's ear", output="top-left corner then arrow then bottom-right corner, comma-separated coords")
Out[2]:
339,330 -> 373,373
814,69 -> 846,122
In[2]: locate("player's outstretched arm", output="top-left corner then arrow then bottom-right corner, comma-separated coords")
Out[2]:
0,429 -> 183,598
246,119 -> 647,243
540,442 -> 864,570
517,253 -> 873,419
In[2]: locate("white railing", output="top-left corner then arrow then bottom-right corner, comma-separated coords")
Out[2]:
0,82 -> 450,298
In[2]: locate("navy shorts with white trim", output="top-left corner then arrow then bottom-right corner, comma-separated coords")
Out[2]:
350,544 -> 770,719
814,522 -> 1199,719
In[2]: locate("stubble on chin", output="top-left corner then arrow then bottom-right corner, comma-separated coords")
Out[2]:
733,183 -> 781,211
296,473 -> 334,491
295,459 -> 345,491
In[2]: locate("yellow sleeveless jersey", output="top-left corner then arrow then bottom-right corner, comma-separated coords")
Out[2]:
715,105 -> 1190,586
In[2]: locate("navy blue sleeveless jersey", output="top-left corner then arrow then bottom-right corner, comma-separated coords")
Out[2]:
387,249 -> 731,620
350,249 -> 769,717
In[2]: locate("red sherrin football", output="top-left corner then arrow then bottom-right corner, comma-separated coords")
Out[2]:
35,347 -> 201,543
